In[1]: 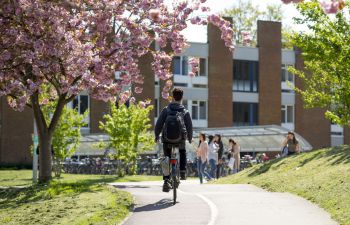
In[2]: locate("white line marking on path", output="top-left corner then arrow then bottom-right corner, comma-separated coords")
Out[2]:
196,193 -> 218,225
178,189 -> 218,225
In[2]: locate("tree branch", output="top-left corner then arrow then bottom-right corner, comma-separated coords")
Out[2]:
48,95 -> 66,135
31,92 -> 48,137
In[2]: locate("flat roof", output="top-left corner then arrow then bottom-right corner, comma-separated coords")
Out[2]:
74,125 -> 312,158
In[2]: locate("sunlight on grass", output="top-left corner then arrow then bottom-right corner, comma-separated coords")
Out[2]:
215,145 -> 350,225
0,169 -> 161,187
0,171 -> 162,225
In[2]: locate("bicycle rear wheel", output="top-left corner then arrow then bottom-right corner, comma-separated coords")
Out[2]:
172,176 -> 177,205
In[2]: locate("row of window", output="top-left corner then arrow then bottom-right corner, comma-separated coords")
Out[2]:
171,57 -> 294,92
173,56 -> 294,85
173,56 -> 207,77
154,99 -> 295,126
154,99 -> 207,121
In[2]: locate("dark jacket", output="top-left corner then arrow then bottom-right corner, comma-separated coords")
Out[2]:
155,102 -> 193,143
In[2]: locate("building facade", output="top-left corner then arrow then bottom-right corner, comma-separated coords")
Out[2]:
0,20 -> 347,165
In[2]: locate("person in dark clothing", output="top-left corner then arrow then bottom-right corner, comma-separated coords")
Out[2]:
214,134 -> 224,179
155,88 -> 193,192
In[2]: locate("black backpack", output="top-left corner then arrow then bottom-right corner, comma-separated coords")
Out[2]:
162,107 -> 187,144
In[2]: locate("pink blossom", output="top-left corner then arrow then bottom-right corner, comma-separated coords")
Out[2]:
149,9 -> 161,21
320,0 -> 344,14
161,91 -> 169,99
134,87 -> 143,94
130,97 -> 136,103
0,0 -> 236,109
40,98 -> 49,105
139,101 -> 146,108
188,57 -> 199,75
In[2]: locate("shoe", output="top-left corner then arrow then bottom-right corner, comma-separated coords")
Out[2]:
162,180 -> 171,192
180,172 -> 187,180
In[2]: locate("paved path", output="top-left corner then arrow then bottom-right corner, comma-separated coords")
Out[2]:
111,180 -> 338,225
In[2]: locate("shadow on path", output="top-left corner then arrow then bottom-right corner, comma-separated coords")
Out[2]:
134,199 -> 174,212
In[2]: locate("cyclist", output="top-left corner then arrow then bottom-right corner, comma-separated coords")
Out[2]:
155,88 -> 193,192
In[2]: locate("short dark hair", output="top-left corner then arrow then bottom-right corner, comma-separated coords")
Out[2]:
172,88 -> 183,101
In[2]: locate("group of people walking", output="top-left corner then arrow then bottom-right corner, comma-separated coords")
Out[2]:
196,133 -> 241,184
154,87 -> 301,191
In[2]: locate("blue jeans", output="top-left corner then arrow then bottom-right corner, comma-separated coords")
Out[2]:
209,159 -> 217,179
197,158 -> 212,183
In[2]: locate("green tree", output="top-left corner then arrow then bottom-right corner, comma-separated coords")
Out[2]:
42,99 -> 87,177
289,0 -> 350,125
99,102 -> 154,176
222,0 -> 282,45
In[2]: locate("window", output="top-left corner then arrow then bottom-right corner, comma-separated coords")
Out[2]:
281,105 -> 294,123
172,56 -> 207,76
173,56 -> 181,75
233,60 -> 259,92
198,58 -> 207,77
281,64 -> 294,83
193,84 -> 207,88
73,95 -> 89,127
174,83 -> 188,87
192,101 -> 207,120
233,102 -> 258,126
199,101 -> 206,119
182,56 -> 188,75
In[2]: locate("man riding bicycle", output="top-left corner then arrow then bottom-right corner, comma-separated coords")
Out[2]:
155,88 -> 193,192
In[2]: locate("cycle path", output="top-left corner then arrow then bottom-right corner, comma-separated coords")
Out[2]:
111,180 -> 338,225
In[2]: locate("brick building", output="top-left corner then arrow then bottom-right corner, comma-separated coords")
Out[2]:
0,20 -> 347,165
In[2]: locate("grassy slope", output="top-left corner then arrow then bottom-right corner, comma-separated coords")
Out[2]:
216,145 -> 350,225
0,172 -> 161,225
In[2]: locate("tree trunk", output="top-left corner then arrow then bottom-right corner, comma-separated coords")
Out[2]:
39,132 -> 53,182
31,93 -> 66,183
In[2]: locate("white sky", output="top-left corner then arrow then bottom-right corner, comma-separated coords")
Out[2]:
182,0 -> 304,42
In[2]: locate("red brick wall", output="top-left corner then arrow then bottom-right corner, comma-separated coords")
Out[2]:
0,97 -> 33,165
90,99 -> 109,133
257,20 -> 282,125
294,49 -> 331,149
207,18 -> 233,127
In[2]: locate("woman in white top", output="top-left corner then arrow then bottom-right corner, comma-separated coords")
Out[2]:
229,139 -> 241,174
207,135 -> 218,180
196,133 -> 211,184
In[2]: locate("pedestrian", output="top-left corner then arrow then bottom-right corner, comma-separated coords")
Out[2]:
229,139 -> 241,174
282,131 -> 301,156
262,153 -> 269,162
155,88 -> 193,192
214,134 -> 224,179
208,135 -> 218,180
196,133 -> 211,184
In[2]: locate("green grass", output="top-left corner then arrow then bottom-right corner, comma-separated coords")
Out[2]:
0,171 -> 162,225
215,145 -> 350,225
0,170 -> 161,187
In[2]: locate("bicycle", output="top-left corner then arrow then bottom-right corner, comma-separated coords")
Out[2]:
169,145 -> 180,205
